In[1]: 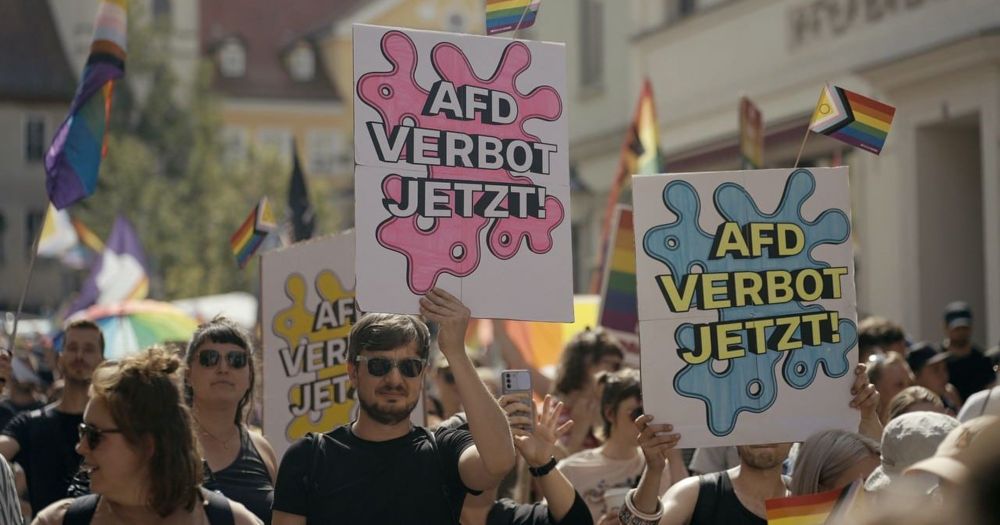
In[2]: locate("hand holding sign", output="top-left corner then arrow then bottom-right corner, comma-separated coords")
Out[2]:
634,414 -> 681,473
850,363 -> 882,440
419,287 -> 470,359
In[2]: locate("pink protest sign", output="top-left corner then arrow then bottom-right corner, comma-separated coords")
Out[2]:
353,24 -> 572,321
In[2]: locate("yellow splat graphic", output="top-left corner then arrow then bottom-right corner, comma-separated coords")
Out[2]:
273,270 -> 357,441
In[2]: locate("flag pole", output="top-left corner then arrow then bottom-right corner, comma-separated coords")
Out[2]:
793,129 -> 810,169
3,221 -> 44,367
509,2 -> 532,40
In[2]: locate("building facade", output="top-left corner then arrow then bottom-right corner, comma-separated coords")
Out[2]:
533,0 -> 999,345
0,0 -> 80,313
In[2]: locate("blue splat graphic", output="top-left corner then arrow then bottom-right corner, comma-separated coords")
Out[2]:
643,169 -> 857,437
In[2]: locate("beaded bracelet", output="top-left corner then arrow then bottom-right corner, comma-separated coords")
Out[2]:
617,488 -> 663,525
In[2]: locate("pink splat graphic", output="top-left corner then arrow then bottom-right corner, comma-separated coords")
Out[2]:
358,30 -> 566,294
376,174 -> 489,293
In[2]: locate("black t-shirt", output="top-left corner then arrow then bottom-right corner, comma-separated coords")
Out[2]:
1,405 -> 83,513
273,424 -> 475,524
0,399 -> 45,431
690,471 -> 766,525
946,346 -> 996,401
487,493 -> 593,525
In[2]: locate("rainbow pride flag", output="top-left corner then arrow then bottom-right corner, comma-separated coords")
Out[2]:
592,78 -> 664,292
598,205 -> 638,339
505,295 -> 600,373
809,85 -> 895,155
45,0 -> 127,209
765,481 -> 861,525
230,198 -> 277,269
486,0 -> 542,35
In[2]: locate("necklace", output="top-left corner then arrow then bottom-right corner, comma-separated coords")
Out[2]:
194,417 -> 239,451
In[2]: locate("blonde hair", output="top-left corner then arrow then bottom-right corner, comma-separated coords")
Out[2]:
790,429 -> 880,495
91,346 -> 203,516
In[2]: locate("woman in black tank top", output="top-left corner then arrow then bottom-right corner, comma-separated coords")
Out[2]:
185,317 -> 278,524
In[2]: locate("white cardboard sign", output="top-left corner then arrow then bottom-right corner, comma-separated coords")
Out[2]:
353,24 -> 573,321
633,168 -> 859,447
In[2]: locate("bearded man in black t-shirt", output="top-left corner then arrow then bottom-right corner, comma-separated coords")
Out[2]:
272,288 -> 516,525
0,320 -> 105,516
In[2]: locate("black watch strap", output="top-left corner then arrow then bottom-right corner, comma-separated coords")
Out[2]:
529,456 -> 558,477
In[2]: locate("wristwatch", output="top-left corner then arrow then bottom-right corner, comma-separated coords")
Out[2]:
528,456 -> 558,477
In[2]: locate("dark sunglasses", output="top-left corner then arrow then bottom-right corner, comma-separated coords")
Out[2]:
197,349 -> 249,369
78,422 -> 122,449
356,356 -> 426,378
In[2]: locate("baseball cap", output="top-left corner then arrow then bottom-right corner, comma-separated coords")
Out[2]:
905,415 -> 1000,484
865,411 -> 959,492
906,342 -> 949,374
943,301 -> 972,329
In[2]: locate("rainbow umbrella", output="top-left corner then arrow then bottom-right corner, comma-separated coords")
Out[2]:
64,300 -> 199,358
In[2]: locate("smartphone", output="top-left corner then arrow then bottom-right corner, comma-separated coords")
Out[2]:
501,369 -> 534,431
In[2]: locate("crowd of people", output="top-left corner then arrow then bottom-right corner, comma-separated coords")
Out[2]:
0,293 -> 997,524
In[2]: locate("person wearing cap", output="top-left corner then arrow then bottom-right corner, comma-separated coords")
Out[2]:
865,412 -> 959,494
906,342 -> 962,414
905,415 -> 1000,491
941,301 -> 996,402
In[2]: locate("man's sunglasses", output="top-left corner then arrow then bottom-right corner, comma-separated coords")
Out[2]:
78,422 -> 122,449
356,356 -> 426,378
197,349 -> 249,369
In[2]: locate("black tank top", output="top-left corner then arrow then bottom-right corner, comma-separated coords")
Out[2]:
204,426 -> 274,524
690,471 -> 767,525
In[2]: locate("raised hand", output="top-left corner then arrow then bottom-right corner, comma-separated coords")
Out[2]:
418,287 -> 470,358
634,414 -> 681,473
850,363 -> 879,419
502,394 -> 573,468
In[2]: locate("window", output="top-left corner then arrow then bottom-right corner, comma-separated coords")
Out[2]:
221,126 -> 249,164
445,10 -> 468,33
24,116 -> 45,162
218,38 -> 246,78
256,128 -> 293,164
579,0 -> 604,89
678,0 -> 697,17
306,129 -> 350,175
153,0 -> 171,19
25,210 -> 44,255
287,42 -> 315,82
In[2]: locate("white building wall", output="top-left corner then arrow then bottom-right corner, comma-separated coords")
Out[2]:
632,0 -> 1000,345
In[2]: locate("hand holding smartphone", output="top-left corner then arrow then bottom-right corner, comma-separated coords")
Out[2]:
501,369 -> 534,432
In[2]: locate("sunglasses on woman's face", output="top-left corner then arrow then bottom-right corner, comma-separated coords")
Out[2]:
197,349 -> 249,369
356,356 -> 426,378
78,422 -> 122,449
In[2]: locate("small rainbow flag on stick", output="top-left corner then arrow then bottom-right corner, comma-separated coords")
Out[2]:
45,0 -> 127,209
598,205 -> 638,338
486,0 -> 542,35
809,85 -> 895,155
765,481 -> 862,525
231,198 -> 277,269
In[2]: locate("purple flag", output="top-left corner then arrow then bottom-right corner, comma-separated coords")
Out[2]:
68,215 -> 149,315
45,0 -> 127,209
